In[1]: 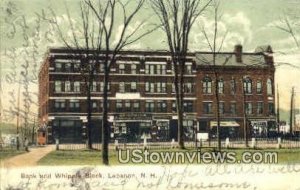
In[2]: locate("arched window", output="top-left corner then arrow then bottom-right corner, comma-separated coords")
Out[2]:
203,76 -> 212,94
267,78 -> 273,95
256,80 -> 262,94
243,77 -> 252,94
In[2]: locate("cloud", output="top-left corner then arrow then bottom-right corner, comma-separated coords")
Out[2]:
190,11 -> 253,51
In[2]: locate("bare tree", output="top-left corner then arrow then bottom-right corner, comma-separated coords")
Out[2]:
51,0 -> 156,164
151,0 -> 211,149
200,0 -> 227,150
275,12 -> 300,48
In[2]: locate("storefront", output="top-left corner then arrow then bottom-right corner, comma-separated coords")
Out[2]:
210,121 -> 240,139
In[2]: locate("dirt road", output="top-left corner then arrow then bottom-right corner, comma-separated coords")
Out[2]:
1,145 -> 55,168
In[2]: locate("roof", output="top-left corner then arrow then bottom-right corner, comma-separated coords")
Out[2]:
195,53 -> 269,67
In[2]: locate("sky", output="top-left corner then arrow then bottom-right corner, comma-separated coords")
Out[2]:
0,0 -> 299,123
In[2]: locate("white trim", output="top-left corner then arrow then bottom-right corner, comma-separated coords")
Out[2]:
49,96 -> 197,100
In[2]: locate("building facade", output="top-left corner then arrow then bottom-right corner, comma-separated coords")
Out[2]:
38,45 -> 276,143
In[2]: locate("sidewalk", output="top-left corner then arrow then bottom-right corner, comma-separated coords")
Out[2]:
1,145 -> 55,168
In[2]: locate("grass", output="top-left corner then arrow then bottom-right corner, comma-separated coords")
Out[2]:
0,148 -> 26,160
37,148 -> 300,165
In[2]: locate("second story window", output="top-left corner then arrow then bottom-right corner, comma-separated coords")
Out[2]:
203,77 -> 212,94
257,102 -> 263,115
131,82 -> 137,92
268,102 -> 275,115
203,102 -> 213,114
145,101 -> 155,112
157,101 -> 167,112
119,64 -> 125,74
54,99 -> 65,109
74,63 -> 81,72
69,100 -> 80,111
99,64 -> 105,73
243,78 -> 252,94
184,83 -> 194,93
124,101 -> 131,112
116,100 -> 122,112
257,80 -> 262,94
54,81 -> 62,92
74,81 -> 80,92
65,81 -> 71,92
245,102 -> 253,115
133,101 -> 140,112
230,102 -> 236,115
119,82 -> 125,93
183,101 -> 193,112
219,102 -> 225,114
172,101 -> 177,112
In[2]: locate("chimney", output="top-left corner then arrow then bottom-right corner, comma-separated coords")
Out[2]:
234,44 -> 243,63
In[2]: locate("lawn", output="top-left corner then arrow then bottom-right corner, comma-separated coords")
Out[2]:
0,148 -> 26,160
37,148 -> 300,165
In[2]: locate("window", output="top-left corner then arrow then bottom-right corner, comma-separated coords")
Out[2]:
230,78 -> 236,94
172,101 -> 177,112
116,100 -> 122,112
243,78 -> 252,94
69,100 -> 80,110
219,102 -> 225,114
186,65 -> 192,74
157,82 -> 166,93
92,101 -> 97,109
145,101 -> 155,112
133,101 -> 140,112
65,81 -> 71,92
54,100 -> 65,109
150,83 -> 155,93
184,101 -> 193,112
65,63 -> 71,72
99,64 -> 105,72
91,82 -> 97,92
124,101 -> 131,112
145,64 -> 150,74
218,79 -> 224,94
257,102 -> 263,114
74,81 -> 80,92
172,83 -> 175,93
150,65 -> 155,74
156,64 -> 161,74
268,102 -> 274,115
119,64 -> 125,74
257,80 -> 262,94
55,63 -> 62,72
54,81 -> 62,92
203,77 -> 212,94
157,101 -> 167,112
131,64 -> 137,74
184,83 -> 194,93
245,102 -> 253,115
267,78 -> 273,95
74,63 -> 81,72
161,65 -> 166,74
230,102 -> 236,115
131,82 -> 137,92
119,82 -> 125,93
203,102 -> 213,114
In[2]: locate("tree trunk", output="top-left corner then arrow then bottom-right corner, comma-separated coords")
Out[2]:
87,86 -> 93,149
102,68 -> 110,165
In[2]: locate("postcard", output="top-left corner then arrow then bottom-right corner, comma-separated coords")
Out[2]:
0,0 -> 299,189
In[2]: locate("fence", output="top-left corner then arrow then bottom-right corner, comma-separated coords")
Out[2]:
55,137 -> 300,150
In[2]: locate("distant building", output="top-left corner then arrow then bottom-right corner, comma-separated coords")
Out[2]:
39,45 -> 276,143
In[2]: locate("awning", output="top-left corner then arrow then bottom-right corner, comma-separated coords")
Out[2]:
210,121 -> 240,128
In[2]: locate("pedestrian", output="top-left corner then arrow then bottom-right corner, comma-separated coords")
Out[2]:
24,137 -> 29,152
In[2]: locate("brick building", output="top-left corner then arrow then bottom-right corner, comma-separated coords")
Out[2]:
38,45 -> 276,143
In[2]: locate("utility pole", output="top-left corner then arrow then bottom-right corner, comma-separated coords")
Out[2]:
242,77 -> 248,147
277,84 -> 280,134
289,87 -> 295,135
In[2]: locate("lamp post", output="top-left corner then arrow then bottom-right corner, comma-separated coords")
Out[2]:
16,77 -> 21,150
242,76 -> 249,147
